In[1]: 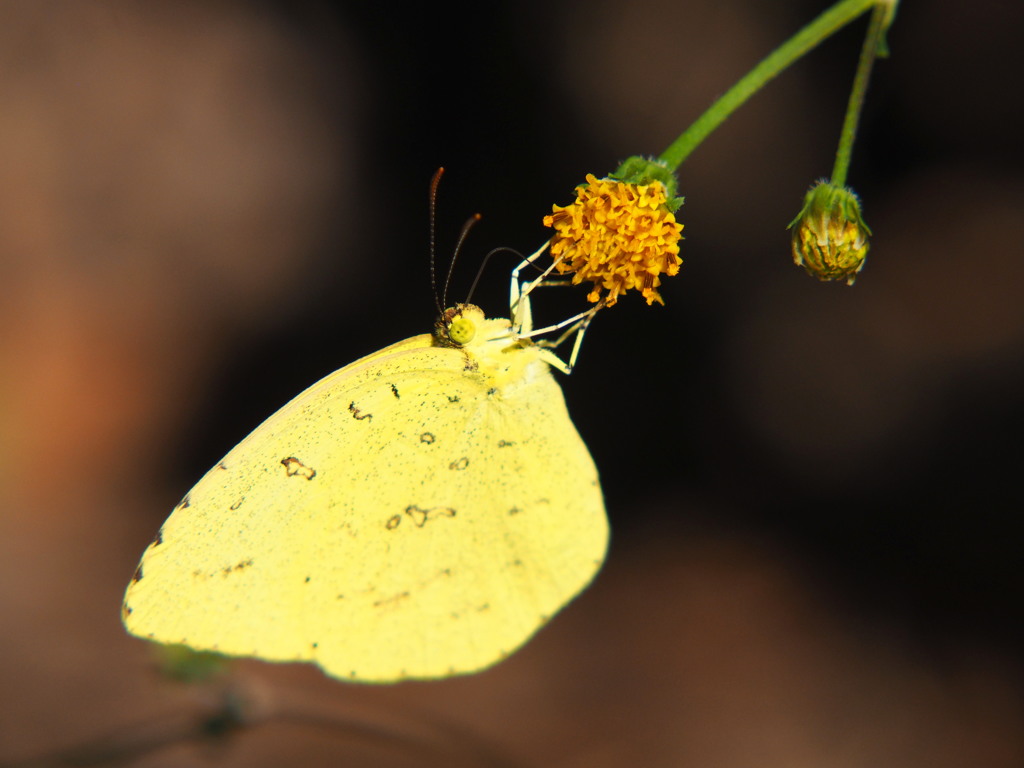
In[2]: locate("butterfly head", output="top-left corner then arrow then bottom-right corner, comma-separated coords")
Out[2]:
434,304 -> 545,385
434,304 -> 508,349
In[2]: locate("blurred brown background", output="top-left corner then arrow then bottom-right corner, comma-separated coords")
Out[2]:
2,0 -> 1022,766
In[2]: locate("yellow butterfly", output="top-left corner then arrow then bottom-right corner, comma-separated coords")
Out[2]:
122,245 -> 608,683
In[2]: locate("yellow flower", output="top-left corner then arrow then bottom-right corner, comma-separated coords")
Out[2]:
788,181 -> 871,285
543,173 -> 684,306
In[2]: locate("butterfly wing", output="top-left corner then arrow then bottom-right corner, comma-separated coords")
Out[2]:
123,333 -> 606,682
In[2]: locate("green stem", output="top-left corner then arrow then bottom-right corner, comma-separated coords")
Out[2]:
831,3 -> 889,187
657,0 -> 877,171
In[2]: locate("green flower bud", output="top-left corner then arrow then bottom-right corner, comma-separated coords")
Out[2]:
788,181 -> 872,285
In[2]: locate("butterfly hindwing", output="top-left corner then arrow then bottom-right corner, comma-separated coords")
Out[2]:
124,331 -> 606,682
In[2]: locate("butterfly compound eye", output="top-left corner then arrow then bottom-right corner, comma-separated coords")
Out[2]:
448,315 -> 476,345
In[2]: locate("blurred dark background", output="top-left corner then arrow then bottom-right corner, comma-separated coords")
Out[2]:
2,1 -> 1022,766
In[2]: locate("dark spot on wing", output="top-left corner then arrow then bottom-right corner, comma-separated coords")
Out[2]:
385,514 -> 402,530
281,457 -> 316,480
497,439 -> 514,447
448,395 -> 460,403
404,505 -> 427,527
508,506 -> 522,516
217,462 -> 228,471
449,457 -> 469,471
220,559 -> 254,577
420,432 -> 436,444
349,401 -> 372,421
304,576 -> 311,583
312,642 -> 319,649
487,387 -> 497,396
391,384 -> 400,398
403,505 -> 457,528
230,498 -> 244,510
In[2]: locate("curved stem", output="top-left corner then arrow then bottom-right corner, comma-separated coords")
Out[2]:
831,3 -> 889,187
657,0 -> 877,171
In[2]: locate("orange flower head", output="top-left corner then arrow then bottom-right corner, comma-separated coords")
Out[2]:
543,174 -> 684,306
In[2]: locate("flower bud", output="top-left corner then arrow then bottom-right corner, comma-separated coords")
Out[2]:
788,181 -> 871,285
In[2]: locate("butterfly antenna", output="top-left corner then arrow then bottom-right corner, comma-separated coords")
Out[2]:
441,212 -> 482,309
429,167 -> 445,317
465,247 -> 524,305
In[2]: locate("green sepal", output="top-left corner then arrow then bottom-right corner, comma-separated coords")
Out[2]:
609,156 -> 685,212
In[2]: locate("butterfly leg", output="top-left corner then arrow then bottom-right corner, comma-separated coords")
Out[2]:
509,240 -> 549,334
510,241 -> 577,335
531,303 -> 603,374
508,239 -> 607,372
